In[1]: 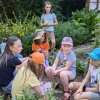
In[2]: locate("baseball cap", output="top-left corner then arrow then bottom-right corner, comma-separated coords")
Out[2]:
33,29 -> 45,40
87,48 -> 100,60
30,52 -> 45,64
61,37 -> 73,46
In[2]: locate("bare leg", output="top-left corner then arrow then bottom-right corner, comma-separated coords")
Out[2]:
69,82 -> 81,92
51,39 -> 56,53
60,71 -> 74,91
74,92 -> 91,100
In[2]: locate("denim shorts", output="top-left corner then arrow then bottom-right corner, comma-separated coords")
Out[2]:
2,81 -> 13,94
91,92 -> 100,100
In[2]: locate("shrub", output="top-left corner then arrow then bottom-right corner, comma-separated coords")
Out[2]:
92,12 -> 100,48
0,13 -> 39,55
55,21 -> 91,48
76,59 -> 88,74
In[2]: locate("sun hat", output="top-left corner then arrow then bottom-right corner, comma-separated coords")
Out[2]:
61,37 -> 73,46
33,29 -> 45,40
87,48 -> 100,60
30,52 -> 45,64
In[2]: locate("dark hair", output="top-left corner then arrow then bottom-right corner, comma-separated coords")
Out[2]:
0,36 -> 20,66
43,1 -> 53,14
34,33 -> 48,45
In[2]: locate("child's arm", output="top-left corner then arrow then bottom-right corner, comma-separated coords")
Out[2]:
16,57 -> 29,69
40,18 -> 45,27
79,70 -> 90,87
49,18 -> 58,26
40,17 -> 58,27
86,82 -> 99,92
54,60 -> 73,74
52,58 -> 59,69
74,71 -> 90,95
19,57 -> 29,62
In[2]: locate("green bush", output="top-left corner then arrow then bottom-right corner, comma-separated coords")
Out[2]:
76,59 -> 88,74
0,13 -> 39,55
71,8 -> 98,29
55,21 -> 91,48
92,12 -> 100,48
55,8 -> 99,48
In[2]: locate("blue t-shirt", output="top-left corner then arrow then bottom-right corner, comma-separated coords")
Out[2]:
56,50 -> 76,72
0,54 -> 22,87
41,13 -> 56,32
89,64 -> 100,87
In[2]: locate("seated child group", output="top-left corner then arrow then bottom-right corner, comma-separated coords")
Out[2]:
0,28 -> 100,100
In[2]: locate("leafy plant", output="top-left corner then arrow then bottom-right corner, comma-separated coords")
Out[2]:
76,59 -> 88,74
55,21 -> 91,48
92,12 -> 100,47
13,84 -> 62,100
0,12 -> 39,55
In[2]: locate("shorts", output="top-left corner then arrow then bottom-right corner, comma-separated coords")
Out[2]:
2,81 -> 13,94
57,66 -> 76,79
70,70 -> 76,79
47,31 -> 55,40
91,92 -> 100,100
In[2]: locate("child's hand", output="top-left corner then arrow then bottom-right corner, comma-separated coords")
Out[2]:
53,70 -> 58,75
44,24 -> 51,27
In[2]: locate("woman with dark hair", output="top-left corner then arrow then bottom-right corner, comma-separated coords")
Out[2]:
0,36 -> 29,94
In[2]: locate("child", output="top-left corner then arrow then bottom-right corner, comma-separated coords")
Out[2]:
40,1 -> 58,54
32,29 -> 50,67
45,37 -> 76,98
68,48 -> 100,100
0,36 -> 29,94
11,52 -> 49,100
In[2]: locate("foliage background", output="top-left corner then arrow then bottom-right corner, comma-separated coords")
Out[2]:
0,0 -> 85,20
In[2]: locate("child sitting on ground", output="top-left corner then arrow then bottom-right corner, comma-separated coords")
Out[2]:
32,29 -> 50,80
32,29 -> 50,67
11,52 -> 49,100
68,48 -> 100,100
45,37 -> 76,99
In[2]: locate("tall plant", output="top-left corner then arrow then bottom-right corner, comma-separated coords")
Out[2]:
92,12 -> 100,47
